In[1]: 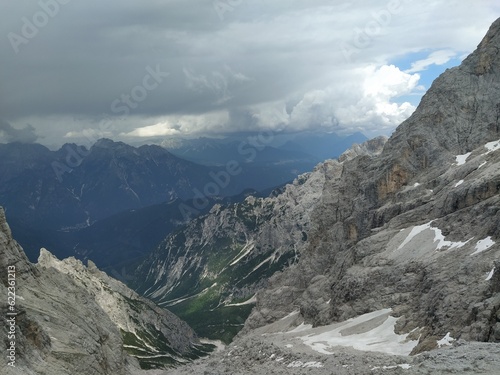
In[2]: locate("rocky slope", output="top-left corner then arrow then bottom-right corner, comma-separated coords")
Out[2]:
0,207 -> 211,374
133,136 -> 386,342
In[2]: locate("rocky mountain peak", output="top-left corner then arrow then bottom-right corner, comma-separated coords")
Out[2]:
383,17 -> 500,177
131,20 -> 500,373
462,17 -> 500,75
0,207 -> 38,279
92,137 -> 127,149
0,206 -> 11,239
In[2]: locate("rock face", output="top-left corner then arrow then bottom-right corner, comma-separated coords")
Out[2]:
0,207 -> 209,374
134,137 -> 386,342
243,18 -> 500,352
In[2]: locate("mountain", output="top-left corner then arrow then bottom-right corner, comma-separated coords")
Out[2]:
132,137 -> 387,343
162,132 -> 368,166
0,207 -> 213,374
163,136 -> 318,166
40,188 -> 271,280
0,139 -> 278,265
0,140 -> 213,229
3,16 -> 500,375
1,129 -> 369,270
132,17 -> 500,373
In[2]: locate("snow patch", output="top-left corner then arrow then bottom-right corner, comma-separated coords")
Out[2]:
455,152 -> 471,165
437,332 -> 455,348
433,228 -> 471,250
225,294 -> 257,307
280,310 -> 300,321
397,222 -> 432,250
287,361 -> 323,368
478,161 -> 487,169
486,268 -> 495,281
371,364 -> 412,371
229,241 -> 255,266
297,309 -> 419,356
398,222 -> 470,251
470,237 -> 495,256
289,323 -> 313,333
454,180 -> 464,187
484,139 -> 500,154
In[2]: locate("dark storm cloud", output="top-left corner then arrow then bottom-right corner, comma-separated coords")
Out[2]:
0,119 -> 39,143
0,0 -> 499,146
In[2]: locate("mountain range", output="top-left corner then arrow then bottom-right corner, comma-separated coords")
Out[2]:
1,132 -> 363,268
1,16 -> 500,375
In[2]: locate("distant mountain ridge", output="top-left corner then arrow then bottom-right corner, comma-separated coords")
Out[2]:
0,139 -> 213,230
1,132 -> 367,268
162,131 -> 368,166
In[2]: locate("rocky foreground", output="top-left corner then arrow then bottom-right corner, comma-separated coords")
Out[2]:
165,336 -> 500,375
162,302 -> 500,375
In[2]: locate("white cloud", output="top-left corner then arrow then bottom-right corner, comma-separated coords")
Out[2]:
120,111 -> 231,138
335,65 -> 419,134
121,122 -> 181,138
405,50 -> 457,73
64,128 -> 113,140
364,65 -> 420,97
249,64 -> 419,136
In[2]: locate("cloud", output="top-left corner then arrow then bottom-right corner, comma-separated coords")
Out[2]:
121,122 -> 181,138
183,65 -> 251,105
0,0 -> 499,146
249,64 -> 420,136
119,111 -> 231,139
336,65 -> 419,133
405,50 -> 457,73
0,120 -> 39,143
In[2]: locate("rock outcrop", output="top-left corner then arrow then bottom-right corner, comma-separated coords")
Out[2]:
0,207 -> 209,374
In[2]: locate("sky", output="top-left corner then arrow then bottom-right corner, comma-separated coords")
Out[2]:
0,0 -> 499,149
